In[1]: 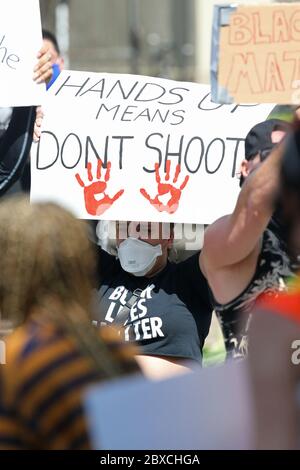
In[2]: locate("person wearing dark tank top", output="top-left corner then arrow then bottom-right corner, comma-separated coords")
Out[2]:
200,118 -> 296,359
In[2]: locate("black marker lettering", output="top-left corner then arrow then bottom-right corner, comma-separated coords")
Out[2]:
143,133 -> 163,172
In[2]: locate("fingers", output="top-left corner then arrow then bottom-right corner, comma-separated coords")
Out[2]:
75,173 -> 85,188
110,189 -> 124,203
34,47 -> 52,84
78,161 -> 112,186
35,47 -> 52,69
87,162 -> 93,181
173,164 -> 180,183
36,106 -> 44,119
36,45 -> 48,60
33,107 -> 44,142
165,160 -> 171,181
33,123 -> 42,142
154,161 -> 187,186
96,159 -> 111,180
36,63 -> 53,84
97,159 -> 102,180
140,188 -> 152,202
105,162 -> 112,182
155,163 -> 161,184
180,175 -> 189,190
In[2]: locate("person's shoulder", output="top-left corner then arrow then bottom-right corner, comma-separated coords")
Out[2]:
0,325 -> 34,401
173,252 -> 211,299
176,252 -> 203,276
2,325 -> 28,365
96,245 -> 121,283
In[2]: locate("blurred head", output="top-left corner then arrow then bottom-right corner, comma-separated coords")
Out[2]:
279,126 -> 300,259
116,221 -> 174,277
0,197 -> 95,327
42,29 -> 64,70
42,29 -> 64,90
240,119 -> 291,187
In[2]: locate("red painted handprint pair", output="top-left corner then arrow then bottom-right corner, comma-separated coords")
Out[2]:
75,160 -> 189,216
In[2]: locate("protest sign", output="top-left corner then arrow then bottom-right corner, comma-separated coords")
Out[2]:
31,70 -> 273,224
211,3 -> 300,104
0,0 -> 45,106
84,360 -> 254,450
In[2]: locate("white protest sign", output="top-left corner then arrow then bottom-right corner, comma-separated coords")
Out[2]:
31,71 -> 273,224
0,0 -> 45,106
84,360 -> 254,450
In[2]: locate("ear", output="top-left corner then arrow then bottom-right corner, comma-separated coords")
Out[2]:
240,159 -> 251,178
57,57 -> 65,70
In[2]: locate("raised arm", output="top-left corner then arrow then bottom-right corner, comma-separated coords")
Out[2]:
200,143 -> 283,272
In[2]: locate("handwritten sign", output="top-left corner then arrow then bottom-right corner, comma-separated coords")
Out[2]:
0,0 -> 45,106
31,70 -> 273,224
211,3 -> 300,104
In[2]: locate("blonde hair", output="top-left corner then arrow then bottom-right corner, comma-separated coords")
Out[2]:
0,196 -> 136,378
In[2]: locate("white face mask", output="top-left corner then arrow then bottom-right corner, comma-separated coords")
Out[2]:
117,238 -> 162,277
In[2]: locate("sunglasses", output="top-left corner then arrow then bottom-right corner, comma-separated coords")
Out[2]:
258,148 -> 274,162
247,148 -> 273,164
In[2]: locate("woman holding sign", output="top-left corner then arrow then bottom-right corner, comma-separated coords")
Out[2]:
0,45 -> 52,196
93,218 -> 213,380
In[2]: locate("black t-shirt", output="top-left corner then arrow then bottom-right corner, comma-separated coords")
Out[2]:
94,249 -> 212,364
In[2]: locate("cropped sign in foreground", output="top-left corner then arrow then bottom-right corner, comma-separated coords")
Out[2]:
211,3 -> 300,104
84,360 -> 254,450
0,0 -> 45,106
31,70 -> 273,224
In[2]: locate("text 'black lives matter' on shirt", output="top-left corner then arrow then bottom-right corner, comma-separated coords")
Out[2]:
94,249 -> 212,363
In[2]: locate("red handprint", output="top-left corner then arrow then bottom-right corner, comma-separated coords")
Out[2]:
140,160 -> 189,214
75,160 -> 124,216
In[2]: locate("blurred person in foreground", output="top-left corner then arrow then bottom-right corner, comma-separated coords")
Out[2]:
0,45 -> 52,196
249,122 -> 300,450
0,197 -> 138,450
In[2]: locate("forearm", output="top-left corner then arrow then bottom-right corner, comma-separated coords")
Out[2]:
224,147 -> 283,260
0,106 -> 36,196
237,144 -> 283,224
201,144 -> 284,269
